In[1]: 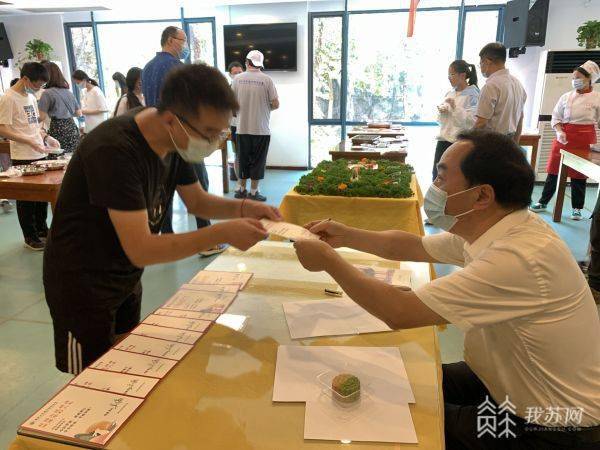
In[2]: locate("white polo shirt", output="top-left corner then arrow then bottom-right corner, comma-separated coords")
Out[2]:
415,209 -> 600,427
476,68 -> 527,135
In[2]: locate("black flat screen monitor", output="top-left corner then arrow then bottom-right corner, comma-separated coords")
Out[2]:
224,22 -> 297,71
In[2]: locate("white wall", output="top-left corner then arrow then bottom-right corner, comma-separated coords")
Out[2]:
229,2 -> 309,168
0,14 -> 69,82
508,0 -> 600,129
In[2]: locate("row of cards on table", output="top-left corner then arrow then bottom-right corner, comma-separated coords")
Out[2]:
19,270 -> 252,448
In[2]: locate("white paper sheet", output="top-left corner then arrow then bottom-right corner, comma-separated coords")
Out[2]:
162,289 -> 236,314
189,270 -> 253,289
304,395 -> 417,444
260,219 -> 320,241
272,346 -> 414,404
70,368 -> 160,398
142,314 -> 212,332
354,265 -> 412,288
131,324 -> 204,345
20,385 -> 144,447
153,307 -> 219,322
90,349 -> 178,378
113,334 -> 193,360
282,297 -> 391,339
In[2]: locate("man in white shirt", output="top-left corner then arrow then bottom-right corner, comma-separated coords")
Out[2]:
0,62 -> 60,250
231,50 -> 279,202
294,130 -> 600,449
474,43 -> 527,144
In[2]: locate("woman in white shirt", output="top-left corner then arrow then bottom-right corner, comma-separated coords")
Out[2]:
531,60 -> 600,220
433,60 -> 480,181
72,70 -> 108,134
113,67 -> 145,117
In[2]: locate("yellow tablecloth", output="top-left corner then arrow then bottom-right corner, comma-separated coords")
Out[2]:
10,242 -> 443,450
279,175 -> 425,237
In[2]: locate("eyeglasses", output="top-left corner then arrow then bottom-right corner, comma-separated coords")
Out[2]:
171,36 -> 187,44
176,114 -> 229,142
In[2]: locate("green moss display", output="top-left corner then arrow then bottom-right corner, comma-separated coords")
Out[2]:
295,159 -> 414,198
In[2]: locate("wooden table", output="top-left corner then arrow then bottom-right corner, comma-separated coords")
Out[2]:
519,133 -> 541,171
330,139 -> 408,163
553,149 -> 600,222
219,137 -> 229,194
11,241 -> 444,449
0,169 -> 64,210
0,139 -> 9,154
347,126 -> 405,138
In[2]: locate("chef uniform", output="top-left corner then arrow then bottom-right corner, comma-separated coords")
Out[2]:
534,60 -> 600,216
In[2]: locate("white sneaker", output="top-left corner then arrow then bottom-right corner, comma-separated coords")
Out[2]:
0,199 -> 13,213
571,209 -> 583,221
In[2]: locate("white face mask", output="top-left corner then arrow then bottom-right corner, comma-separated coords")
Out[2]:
424,184 -> 478,231
572,78 -> 586,90
169,116 -> 220,163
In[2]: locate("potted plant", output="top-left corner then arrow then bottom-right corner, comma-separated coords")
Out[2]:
576,20 -> 600,49
24,38 -> 54,61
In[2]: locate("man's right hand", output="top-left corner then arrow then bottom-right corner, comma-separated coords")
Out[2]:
304,219 -> 350,248
218,218 -> 268,251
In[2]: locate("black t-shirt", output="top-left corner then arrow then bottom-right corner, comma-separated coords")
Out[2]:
44,111 -> 197,296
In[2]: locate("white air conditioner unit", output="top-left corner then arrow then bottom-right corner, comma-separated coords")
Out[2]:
532,49 -> 600,181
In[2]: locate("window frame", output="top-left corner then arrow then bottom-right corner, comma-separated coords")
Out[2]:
64,13 -> 217,101
307,3 -> 506,167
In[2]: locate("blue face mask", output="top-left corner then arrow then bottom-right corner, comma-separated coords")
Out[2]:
25,87 -> 36,95
179,46 -> 190,60
572,78 -> 586,90
424,184 -> 478,231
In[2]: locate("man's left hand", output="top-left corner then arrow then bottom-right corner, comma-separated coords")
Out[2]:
294,239 -> 338,272
242,200 -> 282,221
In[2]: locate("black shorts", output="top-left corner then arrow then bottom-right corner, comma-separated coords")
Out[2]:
44,271 -> 142,374
230,126 -> 237,152
237,134 -> 270,180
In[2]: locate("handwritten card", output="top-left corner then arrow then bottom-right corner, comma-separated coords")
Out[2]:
20,385 -> 143,447
113,334 -> 193,361
162,289 -> 236,314
189,270 -> 253,289
153,307 -> 219,322
142,314 -> 212,332
70,368 -> 159,398
180,283 -> 239,294
89,349 -> 177,378
131,324 -> 204,345
260,219 -> 320,241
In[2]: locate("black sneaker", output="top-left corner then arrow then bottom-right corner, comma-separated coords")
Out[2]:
248,191 -> 267,202
234,189 -> 247,199
38,230 -> 49,243
24,237 -> 45,251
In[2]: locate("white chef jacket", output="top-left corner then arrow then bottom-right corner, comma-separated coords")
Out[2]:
415,209 -> 600,427
437,84 -> 480,142
551,89 -> 600,128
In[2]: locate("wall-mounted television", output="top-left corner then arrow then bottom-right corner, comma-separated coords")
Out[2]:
224,22 -> 297,72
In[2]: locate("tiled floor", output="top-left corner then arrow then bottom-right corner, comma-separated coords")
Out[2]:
0,127 -> 594,447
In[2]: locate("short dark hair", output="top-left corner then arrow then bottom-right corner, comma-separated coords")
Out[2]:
479,42 -> 507,63
227,61 -> 243,73
43,61 -> 69,89
20,62 -> 49,83
158,63 -> 238,118
161,26 -> 182,47
457,130 -> 534,209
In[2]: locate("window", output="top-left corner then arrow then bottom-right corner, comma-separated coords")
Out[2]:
96,21 -> 179,108
311,15 -> 342,120
188,21 -> 215,66
346,10 -> 459,122
67,26 -> 98,80
310,125 -> 342,168
462,9 -> 501,82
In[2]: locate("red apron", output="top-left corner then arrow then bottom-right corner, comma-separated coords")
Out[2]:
546,123 -> 596,179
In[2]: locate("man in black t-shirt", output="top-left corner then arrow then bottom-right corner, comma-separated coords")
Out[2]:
44,64 -> 280,374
